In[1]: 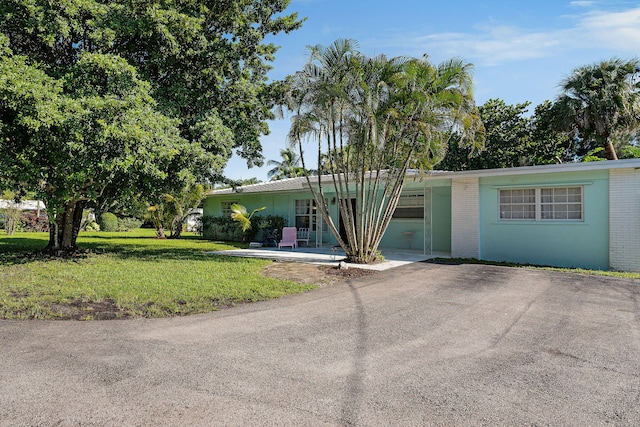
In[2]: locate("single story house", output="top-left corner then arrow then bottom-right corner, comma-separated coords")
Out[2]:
204,159 -> 640,272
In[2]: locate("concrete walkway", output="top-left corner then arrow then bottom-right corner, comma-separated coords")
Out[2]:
210,245 -> 450,270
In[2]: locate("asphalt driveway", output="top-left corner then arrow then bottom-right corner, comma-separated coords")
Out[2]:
1,262 -> 639,426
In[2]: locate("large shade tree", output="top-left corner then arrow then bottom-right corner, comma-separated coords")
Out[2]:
287,40 -> 484,264
554,58 -> 640,160
0,0 -> 302,252
0,42 -> 190,251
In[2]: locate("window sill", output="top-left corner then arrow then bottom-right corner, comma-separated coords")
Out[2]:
493,220 -> 586,225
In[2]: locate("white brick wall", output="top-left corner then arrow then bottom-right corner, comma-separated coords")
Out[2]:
451,178 -> 480,259
609,168 -> 640,272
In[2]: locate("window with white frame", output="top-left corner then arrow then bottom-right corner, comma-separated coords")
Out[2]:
295,199 -> 317,231
499,187 -> 583,221
499,189 -> 536,220
393,193 -> 424,219
540,187 -> 582,220
221,201 -> 237,217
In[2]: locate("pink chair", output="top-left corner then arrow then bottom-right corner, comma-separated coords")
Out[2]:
278,227 -> 298,249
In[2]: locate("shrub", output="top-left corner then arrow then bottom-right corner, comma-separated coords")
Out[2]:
262,215 -> 286,233
201,215 -> 242,241
86,221 -> 100,231
1,207 -> 23,235
99,212 -> 119,232
20,211 -> 49,232
201,213 -> 287,243
243,214 -> 262,242
193,216 -> 203,235
118,217 -> 142,231
259,215 -> 287,246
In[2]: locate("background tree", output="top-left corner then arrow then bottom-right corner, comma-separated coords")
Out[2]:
0,0 -> 303,252
162,183 -> 207,239
288,40 -> 484,263
553,58 -> 640,160
440,99 -> 571,171
440,99 -> 532,170
0,190 -> 22,235
214,178 -> 263,190
145,203 -> 168,239
528,101 -> 572,163
0,41 -> 189,252
267,148 -> 306,180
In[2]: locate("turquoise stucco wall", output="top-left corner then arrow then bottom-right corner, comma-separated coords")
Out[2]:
478,170 -> 610,269
431,186 -> 452,252
380,219 -> 424,250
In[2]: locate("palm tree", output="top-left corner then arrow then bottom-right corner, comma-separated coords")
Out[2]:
163,183 -> 207,239
554,58 -> 640,160
287,39 -> 484,263
266,148 -> 306,180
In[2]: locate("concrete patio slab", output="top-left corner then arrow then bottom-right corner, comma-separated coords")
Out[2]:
209,246 -> 450,270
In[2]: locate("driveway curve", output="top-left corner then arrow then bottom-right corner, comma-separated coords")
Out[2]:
1,263 -> 639,426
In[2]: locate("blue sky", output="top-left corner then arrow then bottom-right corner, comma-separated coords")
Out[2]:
224,0 -> 640,181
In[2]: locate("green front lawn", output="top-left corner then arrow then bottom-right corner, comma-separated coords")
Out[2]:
0,230 -> 315,320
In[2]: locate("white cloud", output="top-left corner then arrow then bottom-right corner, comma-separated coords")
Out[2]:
577,8 -> 640,51
382,6 -> 640,66
408,26 -> 566,66
569,1 -> 596,7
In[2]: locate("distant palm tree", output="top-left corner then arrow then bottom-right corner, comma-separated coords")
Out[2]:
267,148 -> 306,180
554,58 -> 640,160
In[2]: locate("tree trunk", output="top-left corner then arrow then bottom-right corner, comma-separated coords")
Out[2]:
155,226 -> 167,239
604,140 -> 619,160
45,200 -> 85,254
169,215 -> 183,239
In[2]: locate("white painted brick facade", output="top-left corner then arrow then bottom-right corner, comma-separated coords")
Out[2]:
609,168 -> 640,272
451,178 -> 480,259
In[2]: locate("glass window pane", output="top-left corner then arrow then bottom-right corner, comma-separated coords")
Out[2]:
567,203 -> 581,212
524,205 -> 535,219
512,190 -> 523,203
524,190 -> 536,203
499,189 -> 535,220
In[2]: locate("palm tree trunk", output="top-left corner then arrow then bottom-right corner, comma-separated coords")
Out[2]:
604,140 -> 619,160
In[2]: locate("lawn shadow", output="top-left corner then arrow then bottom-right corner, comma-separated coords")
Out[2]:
0,235 -> 248,266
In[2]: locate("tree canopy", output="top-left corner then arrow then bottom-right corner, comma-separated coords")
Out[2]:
553,57 -> 640,160
0,0 -> 303,252
439,99 -> 570,170
288,39 -> 484,263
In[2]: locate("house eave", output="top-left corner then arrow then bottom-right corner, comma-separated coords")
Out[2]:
207,159 -> 640,197
418,159 -> 640,180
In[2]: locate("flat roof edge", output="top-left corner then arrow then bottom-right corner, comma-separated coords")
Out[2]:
207,160 -> 640,196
